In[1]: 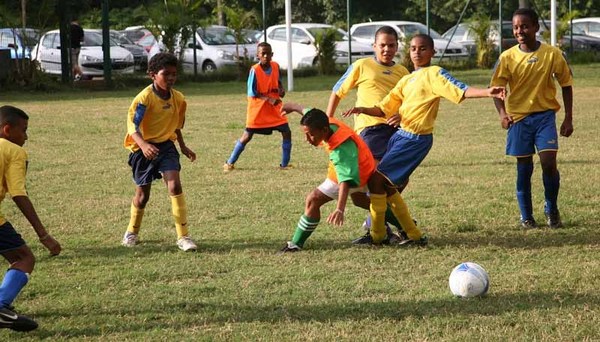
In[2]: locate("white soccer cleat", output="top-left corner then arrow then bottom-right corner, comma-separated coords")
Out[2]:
177,236 -> 198,252
122,232 -> 139,247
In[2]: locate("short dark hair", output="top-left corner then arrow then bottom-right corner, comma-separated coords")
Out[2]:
147,52 -> 178,74
0,105 -> 29,128
257,42 -> 271,50
412,34 -> 434,49
513,8 -> 539,24
300,108 -> 329,130
375,26 -> 398,41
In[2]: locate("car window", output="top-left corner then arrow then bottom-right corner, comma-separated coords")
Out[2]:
198,27 -> 237,45
306,27 -> 346,41
291,28 -> 309,43
270,28 -> 287,41
396,23 -> 442,39
353,25 -> 375,40
0,31 -> 15,48
42,33 -> 58,48
83,31 -> 117,47
589,22 -> 600,35
138,34 -> 156,46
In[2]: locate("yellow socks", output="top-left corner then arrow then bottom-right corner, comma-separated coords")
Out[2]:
171,194 -> 189,239
386,192 -> 422,240
369,193 -> 388,243
127,203 -> 144,234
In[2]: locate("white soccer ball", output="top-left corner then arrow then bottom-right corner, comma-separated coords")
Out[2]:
448,262 -> 489,298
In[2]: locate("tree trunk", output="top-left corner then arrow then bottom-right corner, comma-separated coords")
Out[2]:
518,0 -> 530,8
21,0 -> 26,28
217,0 -> 224,26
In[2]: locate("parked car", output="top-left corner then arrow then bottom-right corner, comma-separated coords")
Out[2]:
0,28 -> 40,59
122,27 -> 157,53
264,23 -> 374,70
350,21 -> 469,62
32,29 -> 134,78
148,25 -> 258,73
442,21 -> 517,55
571,17 -> 600,39
89,29 -> 148,71
537,20 -> 600,53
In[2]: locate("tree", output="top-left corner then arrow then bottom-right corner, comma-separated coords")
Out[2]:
220,5 -> 259,78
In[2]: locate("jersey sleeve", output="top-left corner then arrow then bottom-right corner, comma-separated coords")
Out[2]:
5,149 -> 28,197
332,63 -> 359,99
490,57 -> 509,87
329,140 -> 360,187
376,82 -> 403,118
127,92 -> 148,135
554,52 -> 573,87
433,68 -> 468,104
247,68 -> 258,97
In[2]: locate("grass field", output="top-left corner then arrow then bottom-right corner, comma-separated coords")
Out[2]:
1,64 -> 599,341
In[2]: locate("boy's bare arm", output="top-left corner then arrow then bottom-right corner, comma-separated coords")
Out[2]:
175,129 -> 196,162
560,85 -> 573,137
493,97 -> 513,129
12,196 -> 61,255
326,92 -> 342,118
327,181 -> 350,226
342,106 -> 385,118
464,86 -> 506,100
130,132 -> 159,160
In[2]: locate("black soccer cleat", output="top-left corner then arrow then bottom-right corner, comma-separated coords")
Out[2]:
0,306 -> 38,332
398,235 -> 429,247
545,210 -> 563,229
278,241 -> 301,254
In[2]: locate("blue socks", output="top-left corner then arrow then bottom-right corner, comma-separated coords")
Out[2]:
516,162 -> 534,221
543,171 -> 560,214
0,269 -> 29,308
226,140 -> 246,165
281,139 -> 292,167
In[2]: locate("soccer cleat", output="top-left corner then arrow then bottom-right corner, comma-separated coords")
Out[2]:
177,236 -> 198,252
122,231 -> 139,247
398,235 -> 429,247
0,306 -> 38,332
351,232 -> 392,245
278,163 -> 293,170
223,163 -> 235,172
520,218 -> 538,229
278,241 -> 301,254
545,210 -> 563,229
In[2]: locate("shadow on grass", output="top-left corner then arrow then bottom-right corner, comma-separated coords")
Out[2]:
27,291 -> 598,338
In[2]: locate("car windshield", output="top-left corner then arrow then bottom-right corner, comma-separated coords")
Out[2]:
397,24 -> 442,39
306,27 -> 348,41
111,32 -> 134,45
197,27 -> 237,45
83,31 -> 118,47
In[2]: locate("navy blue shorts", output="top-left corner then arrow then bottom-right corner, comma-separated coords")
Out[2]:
245,123 -> 291,135
128,140 -> 181,186
377,128 -> 433,186
0,221 -> 26,253
359,124 -> 398,160
506,110 -> 558,157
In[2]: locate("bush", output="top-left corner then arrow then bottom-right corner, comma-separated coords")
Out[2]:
313,28 -> 338,75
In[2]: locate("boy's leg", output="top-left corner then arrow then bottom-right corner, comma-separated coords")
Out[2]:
225,131 -> 253,169
280,130 -> 292,168
367,172 -> 389,244
539,151 -> 561,227
0,246 -> 34,308
516,156 -> 535,226
127,184 -> 151,235
163,170 -> 196,251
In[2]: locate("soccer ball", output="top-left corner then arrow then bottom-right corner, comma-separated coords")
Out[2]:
448,262 -> 489,298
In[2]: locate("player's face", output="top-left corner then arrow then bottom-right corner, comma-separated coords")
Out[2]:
7,118 -> 28,147
512,15 -> 539,47
257,46 -> 273,66
409,37 -> 434,69
373,33 -> 398,65
151,65 -> 178,92
301,125 -> 327,147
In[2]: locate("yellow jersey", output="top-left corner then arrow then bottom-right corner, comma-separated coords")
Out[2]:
490,42 -> 573,123
0,138 -> 28,225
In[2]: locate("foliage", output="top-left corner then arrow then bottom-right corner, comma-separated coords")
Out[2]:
313,27 -> 337,75
220,4 -> 259,79
468,14 -> 496,68
399,34 -> 414,72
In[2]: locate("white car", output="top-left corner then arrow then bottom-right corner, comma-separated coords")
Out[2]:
350,21 -> 469,62
148,25 -> 257,73
32,29 -> 134,78
571,18 -> 600,39
442,21 -> 517,56
263,23 -> 374,70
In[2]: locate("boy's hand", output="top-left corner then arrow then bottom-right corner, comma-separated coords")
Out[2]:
40,234 -> 61,256
489,86 -> 506,100
327,209 -> 344,226
560,118 -> 573,137
141,143 -> 159,160
180,146 -> 197,162
500,113 -> 513,129
342,107 -> 361,117
278,87 -> 286,98
387,113 -> 401,127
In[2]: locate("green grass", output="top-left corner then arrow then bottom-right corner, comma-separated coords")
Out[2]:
1,64 -> 599,341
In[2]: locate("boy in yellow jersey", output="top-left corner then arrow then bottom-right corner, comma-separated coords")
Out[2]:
490,8 -> 573,229
224,42 -> 290,171
123,52 -> 198,251
327,26 -> 410,244
0,105 -> 61,332
344,34 -> 506,245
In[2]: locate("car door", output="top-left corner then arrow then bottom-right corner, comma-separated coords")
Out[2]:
267,27 -> 290,69
38,33 -> 62,74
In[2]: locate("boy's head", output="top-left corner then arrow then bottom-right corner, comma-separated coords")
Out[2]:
300,109 -> 330,147
147,52 -> 178,92
512,8 -> 540,47
409,34 -> 435,69
0,105 -> 29,147
373,26 -> 399,65
256,42 -> 273,66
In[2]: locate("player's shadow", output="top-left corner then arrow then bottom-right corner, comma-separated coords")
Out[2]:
29,291 -> 599,338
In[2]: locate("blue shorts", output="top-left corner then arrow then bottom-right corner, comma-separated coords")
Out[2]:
128,140 -> 181,186
359,124 -> 398,160
377,129 -> 433,186
506,110 -> 558,157
245,123 -> 291,135
0,221 -> 26,253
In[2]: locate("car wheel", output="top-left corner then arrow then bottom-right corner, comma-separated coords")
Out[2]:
203,60 -> 217,72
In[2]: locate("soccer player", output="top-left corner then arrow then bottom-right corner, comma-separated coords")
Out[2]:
0,105 -> 62,332
326,26 -> 410,244
279,103 -> 376,253
122,52 -> 198,251
344,34 -> 506,245
490,8 -> 573,229
224,42 -> 291,171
